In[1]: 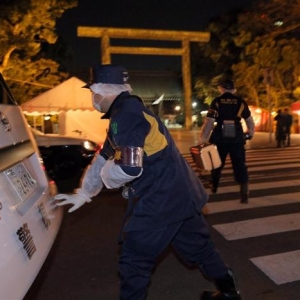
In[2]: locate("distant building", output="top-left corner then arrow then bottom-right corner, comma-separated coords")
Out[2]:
128,70 -> 183,117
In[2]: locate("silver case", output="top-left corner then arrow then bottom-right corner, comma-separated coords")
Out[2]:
190,144 -> 221,171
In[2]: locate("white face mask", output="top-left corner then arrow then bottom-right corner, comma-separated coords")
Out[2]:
92,93 -> 105,112
90,82 -> 133,113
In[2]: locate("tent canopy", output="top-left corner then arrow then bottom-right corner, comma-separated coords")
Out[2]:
291,101 -> 300,114
21,77 -> 108,143
21,77 -> 94,113
20,72 -> 184,141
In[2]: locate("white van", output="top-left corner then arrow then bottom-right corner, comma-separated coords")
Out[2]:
0,73 -> 63,299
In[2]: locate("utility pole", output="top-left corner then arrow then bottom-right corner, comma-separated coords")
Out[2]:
263,68 -> 274,143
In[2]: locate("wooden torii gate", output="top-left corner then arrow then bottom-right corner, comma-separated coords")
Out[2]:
77,26 -> 210,129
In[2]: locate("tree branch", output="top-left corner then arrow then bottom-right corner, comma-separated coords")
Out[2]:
269,23 -> 300,38
0,46 -> 17,73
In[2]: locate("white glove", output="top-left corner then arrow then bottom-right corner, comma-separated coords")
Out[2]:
101,159 -> 142,189
54,189 -> 92,213
245,116 -> 255,137
80,154 -> 106,198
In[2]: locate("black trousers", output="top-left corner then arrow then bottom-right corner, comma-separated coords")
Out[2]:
211,142 -> 248,188
119,213 -> 228,300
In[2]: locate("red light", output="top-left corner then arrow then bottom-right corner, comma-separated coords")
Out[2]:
96,143 -> 103,153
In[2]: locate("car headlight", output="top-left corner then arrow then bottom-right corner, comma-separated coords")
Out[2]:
82,140 -> 98,151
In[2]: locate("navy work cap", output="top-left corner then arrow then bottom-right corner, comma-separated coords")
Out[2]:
83,64 -> 129,88
219,79 -> 234,90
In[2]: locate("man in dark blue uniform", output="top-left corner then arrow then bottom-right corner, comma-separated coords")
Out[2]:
199,80 -> 255,203
283,108 -> 293,146
274,109 -> 286,148
55,65 -> 242,300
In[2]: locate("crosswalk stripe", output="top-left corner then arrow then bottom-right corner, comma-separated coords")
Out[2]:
185,156 -> 299,165
217,162 -> 300,172
204,193 -> 300,214
184,147 -> 300,285
247,158 -> 300,165
208,179 -> 300,195
183,150 -> 300,177
250,250 -> 300,285
212,212 -> 300,240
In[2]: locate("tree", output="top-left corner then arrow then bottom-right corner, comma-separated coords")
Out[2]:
0,0 -> 77,103
193,0 -> 300,110
192,8 -> 247,106
231,0 -> 300,108
253,0 -> 300,39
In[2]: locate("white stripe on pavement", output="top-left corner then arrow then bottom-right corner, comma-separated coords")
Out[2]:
244,158 -> 300,166
194,147 -> 300,285
250,250 -> 300,285
218,163 -> 300,174
206,179 -> 300,194
212,212 -> 300,240
204,193 -> 300,214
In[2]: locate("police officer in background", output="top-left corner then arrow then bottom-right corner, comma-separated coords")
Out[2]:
199,79 -> 255,204
283,108 -> 293,146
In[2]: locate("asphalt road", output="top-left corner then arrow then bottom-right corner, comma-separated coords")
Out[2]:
24,186 -> 222,300
23,133 -> 300,300
24,182 -> 300,300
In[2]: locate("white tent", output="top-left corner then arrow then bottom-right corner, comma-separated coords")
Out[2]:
21,77 -> 109,143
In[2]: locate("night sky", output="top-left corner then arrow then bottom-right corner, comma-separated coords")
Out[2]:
56,0 -> 257,78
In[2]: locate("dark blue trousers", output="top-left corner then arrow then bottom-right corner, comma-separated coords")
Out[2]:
119,213 -> 228,300
212,142 -> 248,188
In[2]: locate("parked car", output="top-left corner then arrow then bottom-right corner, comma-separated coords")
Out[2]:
0,73 -> 63,299
31,128 -> 101,180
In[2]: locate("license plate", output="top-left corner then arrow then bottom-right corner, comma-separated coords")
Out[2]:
5,163 -> 38,203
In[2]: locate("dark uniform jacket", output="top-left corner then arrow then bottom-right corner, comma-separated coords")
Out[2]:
100,91 -> 208,231
209,92 -> 251,145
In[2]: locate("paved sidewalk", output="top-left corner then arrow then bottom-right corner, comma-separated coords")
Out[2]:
245,132 -> 300,149
170,129 -> 300,153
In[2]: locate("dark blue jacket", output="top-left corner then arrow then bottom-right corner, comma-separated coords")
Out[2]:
209,92 -> 251,144
101,92 -> 208,231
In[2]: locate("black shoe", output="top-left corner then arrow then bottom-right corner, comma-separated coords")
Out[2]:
211,186 -> 218,194
240,195 -> 248,204
201,269 -> 242,300
240,184 -> 249,204
201,291 -> 241,299
209,182 -> 218,194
